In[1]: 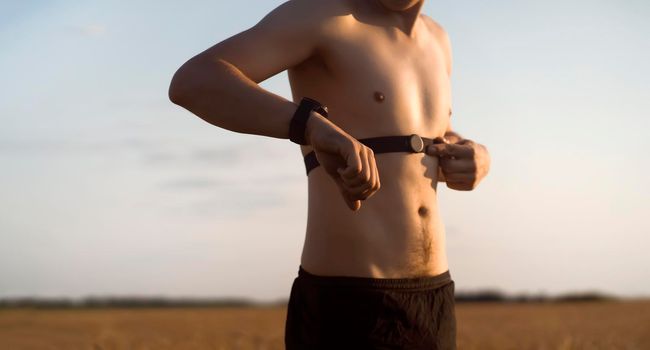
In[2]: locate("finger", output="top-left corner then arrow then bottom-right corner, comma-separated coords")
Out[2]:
347,176 -> 374,201
425,143 -> 449,157
346,155 -> 382,201
355,148 -> 376,199
350,183 -> 374,201
346,190 -> 361,211
336,171 -> 367,197
334,176 -> 361,211
364,149 -> 380,198
440,158 -> 477,174
375,152 -> 381,189
338,145 -> 363,180
341,147 -> 370,188
443,172 -> 475,185
359,181 -> 378,200
446,180 -> 475,191
350,149 -> 375,200
432,136 -> 449,144
443,143 -> 474,159
358,147 -> 373,189
346,193 -> 361,211
456,139 -> 475,147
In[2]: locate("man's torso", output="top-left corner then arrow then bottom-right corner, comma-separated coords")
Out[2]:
288,0 -> 452,278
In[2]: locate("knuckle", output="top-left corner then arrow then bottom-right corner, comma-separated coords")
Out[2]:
343,135 -> 355,147
350,139 -> 362,152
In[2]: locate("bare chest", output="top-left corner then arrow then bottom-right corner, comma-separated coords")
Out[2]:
289,17 -> 451,140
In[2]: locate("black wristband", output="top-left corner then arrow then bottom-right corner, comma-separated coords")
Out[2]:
289,97 -> 328,145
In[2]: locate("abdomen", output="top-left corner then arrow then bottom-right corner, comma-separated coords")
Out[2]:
301,151 -> 449,278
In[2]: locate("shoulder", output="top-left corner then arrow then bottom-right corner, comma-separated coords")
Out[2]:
421,15 -> 451,46
257,0 -> 353,31
421,14 -> 452,73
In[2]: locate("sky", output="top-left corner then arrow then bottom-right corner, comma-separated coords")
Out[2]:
1,0 -> 649,302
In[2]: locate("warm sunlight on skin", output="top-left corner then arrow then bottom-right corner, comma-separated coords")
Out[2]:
169,0 -> 490,282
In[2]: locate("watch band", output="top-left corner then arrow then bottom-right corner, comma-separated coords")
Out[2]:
289,97 -> 328,145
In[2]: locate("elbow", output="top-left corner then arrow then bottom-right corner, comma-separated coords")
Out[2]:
168,57 -> 225,108
168,57 -> 203,106
168,68 -> 189,106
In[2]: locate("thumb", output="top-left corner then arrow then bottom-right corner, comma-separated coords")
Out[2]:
346,196 -> 361,211
426,143 -> 448,157
334,175 -> 361,211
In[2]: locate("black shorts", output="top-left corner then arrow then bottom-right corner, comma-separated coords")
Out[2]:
285,265 -> 456,350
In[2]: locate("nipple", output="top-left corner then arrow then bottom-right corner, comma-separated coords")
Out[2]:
374,91 -> 385,103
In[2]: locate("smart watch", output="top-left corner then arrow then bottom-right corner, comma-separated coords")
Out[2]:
289,97 -> 329,145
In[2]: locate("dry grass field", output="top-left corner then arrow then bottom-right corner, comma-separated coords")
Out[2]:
1,300 -> 649,350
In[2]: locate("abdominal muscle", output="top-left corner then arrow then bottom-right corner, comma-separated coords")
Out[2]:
300,149 -> 449,279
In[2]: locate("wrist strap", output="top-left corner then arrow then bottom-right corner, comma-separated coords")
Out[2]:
289,97 -> 328,145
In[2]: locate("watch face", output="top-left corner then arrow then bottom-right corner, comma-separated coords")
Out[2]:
409,134 -> 424,153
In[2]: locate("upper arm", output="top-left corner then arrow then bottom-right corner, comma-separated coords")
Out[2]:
183,0 -> 328,84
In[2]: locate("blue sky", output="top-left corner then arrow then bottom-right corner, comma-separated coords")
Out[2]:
1,0 -> 649,301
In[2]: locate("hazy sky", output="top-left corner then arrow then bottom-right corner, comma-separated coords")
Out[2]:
1,0 -> 649,302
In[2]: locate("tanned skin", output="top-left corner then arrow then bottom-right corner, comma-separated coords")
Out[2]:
169,0 -> 490,278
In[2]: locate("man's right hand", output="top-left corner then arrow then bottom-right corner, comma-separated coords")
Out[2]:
305,111 -> 381,211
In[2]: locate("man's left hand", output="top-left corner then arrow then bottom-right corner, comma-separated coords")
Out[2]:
425,138 -> 490,191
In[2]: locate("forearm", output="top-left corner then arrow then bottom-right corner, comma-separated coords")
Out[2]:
169,57 -> 303,140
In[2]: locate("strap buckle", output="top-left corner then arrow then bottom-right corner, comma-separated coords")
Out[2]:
409,134 -> 424,153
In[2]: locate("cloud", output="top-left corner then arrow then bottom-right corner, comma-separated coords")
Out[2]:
159,177 -> 222,190
139,144 -> 248,167
73,24 -> 107,37
191,147 -> 245,165
140,151 -> 179,164
187,190 -> 289,218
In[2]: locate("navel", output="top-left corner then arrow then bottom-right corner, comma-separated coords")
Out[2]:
373,91 -> 385,103
418,205 -> 429,217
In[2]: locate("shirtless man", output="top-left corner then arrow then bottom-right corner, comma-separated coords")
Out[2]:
168,0 -> 490,348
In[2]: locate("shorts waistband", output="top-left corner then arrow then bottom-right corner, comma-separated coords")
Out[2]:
297,265 -> 452,291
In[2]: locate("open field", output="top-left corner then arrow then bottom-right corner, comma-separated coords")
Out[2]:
1,300 -> 649,349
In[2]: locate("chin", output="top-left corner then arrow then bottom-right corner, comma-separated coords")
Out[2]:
378,0 -> 421,11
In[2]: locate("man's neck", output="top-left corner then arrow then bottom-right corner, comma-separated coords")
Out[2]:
372,0 -> 425,38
